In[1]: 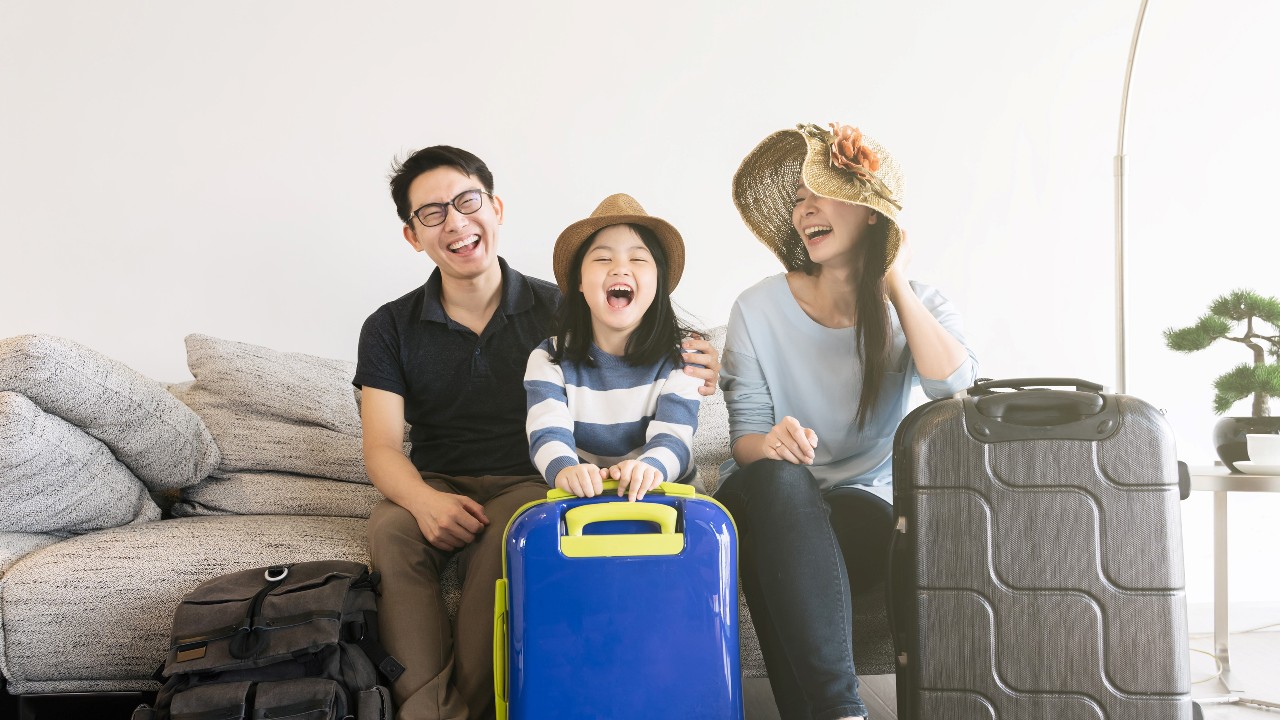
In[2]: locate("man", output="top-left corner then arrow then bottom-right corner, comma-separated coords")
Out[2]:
354,145 -> 720,720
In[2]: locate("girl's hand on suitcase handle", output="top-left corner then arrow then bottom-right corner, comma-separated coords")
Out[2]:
555,464 -> 605,498
609,460 -> 663,502
765,416 -> 818,465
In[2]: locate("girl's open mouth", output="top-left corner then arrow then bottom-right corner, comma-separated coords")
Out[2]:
606,284 -> 634,308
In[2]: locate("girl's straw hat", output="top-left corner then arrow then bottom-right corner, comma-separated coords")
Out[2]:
552,193 -> 685,294
732,123 -> 905,273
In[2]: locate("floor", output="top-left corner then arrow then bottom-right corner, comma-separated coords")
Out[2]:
3,631 -> 1276,719
742,630 -> 1280,720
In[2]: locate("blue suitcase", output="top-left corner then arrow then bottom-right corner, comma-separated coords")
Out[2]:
495,481 -> 742,720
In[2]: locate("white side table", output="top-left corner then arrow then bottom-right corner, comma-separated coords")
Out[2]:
1188,465 -> 1280,710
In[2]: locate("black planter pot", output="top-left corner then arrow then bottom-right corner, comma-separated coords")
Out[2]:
1213,416 -> 1280,472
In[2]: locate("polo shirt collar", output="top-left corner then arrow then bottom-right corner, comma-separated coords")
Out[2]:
419,256 -> 534,324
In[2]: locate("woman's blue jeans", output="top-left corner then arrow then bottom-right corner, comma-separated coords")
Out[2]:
715,459 -> 894,720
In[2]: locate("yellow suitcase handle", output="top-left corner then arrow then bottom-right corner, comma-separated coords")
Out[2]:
563,502 -> 677,536
545,479 -> 694,501
558,497 -> 684,558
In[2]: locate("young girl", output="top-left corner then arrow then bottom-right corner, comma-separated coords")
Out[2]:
524,193 -> 702,502
721,123 -> 978,720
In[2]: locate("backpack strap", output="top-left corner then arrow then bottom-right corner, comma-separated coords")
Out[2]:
343,610 -> 405,683
229,565 -> 290,660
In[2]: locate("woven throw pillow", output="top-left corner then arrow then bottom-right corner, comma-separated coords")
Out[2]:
0,392 -> 161,534
180,334 -> 370,482
0,334 -> 220,490
172,471 -> 383,519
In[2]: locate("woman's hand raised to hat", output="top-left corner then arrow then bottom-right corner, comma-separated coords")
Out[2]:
884,227 -> 913,300
681,333 -> 721,397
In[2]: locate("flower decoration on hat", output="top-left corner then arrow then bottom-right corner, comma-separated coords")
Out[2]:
799,122 -> 902,211
828,123 -> 881,179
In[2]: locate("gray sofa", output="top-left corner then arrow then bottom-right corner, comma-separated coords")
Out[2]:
0,331 -> 891,703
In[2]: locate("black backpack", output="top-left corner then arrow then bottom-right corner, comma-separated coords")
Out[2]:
132,560 -> 404,720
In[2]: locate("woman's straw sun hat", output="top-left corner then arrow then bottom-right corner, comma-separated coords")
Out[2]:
732,122 -> 905,273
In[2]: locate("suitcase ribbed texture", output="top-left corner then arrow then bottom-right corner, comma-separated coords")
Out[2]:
894,393 -> 1192,720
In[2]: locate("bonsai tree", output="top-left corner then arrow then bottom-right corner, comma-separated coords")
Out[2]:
1165,289 -> 1280,417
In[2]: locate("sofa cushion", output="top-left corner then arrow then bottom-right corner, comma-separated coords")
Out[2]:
0,516 -> 384,694
172,472 -> 383,519
0,392 -> 161,535
692,326 -> 730,494
0,533 -> 59,576
0,334 -> 220,490
179,334 -> 371,483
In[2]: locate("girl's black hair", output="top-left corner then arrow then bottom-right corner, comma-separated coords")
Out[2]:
800,214 -> 892,430
550,223 -> 694,367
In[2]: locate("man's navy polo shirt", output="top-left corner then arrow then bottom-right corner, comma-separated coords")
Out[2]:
354,257 -> 561,478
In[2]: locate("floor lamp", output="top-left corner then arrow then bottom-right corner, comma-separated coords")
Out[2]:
1115,0 -> 1149,396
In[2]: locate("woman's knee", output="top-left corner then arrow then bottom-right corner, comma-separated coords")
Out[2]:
718,460 -> 830,532
735,460 -> 822,503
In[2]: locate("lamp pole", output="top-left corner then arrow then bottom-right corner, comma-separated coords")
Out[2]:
1115,0 -> 1150,395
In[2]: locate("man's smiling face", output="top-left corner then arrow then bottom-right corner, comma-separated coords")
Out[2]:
402,166 -> 504,281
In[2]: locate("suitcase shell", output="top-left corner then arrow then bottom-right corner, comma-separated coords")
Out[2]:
495,482 -> 742,720
890,379 -> 1193,720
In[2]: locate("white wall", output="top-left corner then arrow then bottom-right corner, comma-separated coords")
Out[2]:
2,0 -> 1277,621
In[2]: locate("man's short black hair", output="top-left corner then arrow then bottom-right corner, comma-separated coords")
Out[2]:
389,145 -> 495,224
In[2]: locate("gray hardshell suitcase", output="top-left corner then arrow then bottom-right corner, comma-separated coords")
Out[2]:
890,378 -> 1195,720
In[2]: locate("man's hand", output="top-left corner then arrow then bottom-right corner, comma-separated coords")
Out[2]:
410,486 -> 490,552
609,459 -> 663,501
682,333 -> 722,397
555,463 -> 605,498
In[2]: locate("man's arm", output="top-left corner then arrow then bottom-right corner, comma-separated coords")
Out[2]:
361,387 -> 488,551
681,335 -> 721,397
635,364 -> 703,482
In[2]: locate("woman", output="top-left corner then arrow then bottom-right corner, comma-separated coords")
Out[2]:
717,123 -> 978,720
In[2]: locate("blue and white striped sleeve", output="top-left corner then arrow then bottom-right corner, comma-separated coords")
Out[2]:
637,361 -> 703,482
524,341 -> 580,486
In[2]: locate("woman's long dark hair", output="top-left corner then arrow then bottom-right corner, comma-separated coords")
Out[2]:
799,215 -> 891,430
550,223 -> 693,367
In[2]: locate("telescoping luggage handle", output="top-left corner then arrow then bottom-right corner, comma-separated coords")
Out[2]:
963,377 -> 1121,443
967,377 -> 1104,395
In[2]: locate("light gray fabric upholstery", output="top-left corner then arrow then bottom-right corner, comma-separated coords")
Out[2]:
180,334 -> 371,483
172,471 -> 383,519
0,334 -> 219,490
0,533 -> 60,576
0,516 -> 379,693
0,392 -> 161,535
692,326 -> 730,495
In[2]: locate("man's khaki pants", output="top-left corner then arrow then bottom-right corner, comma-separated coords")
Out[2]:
367,472 -> 548,720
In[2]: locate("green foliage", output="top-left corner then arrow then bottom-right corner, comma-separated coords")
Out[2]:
1212,363 -> 1280,414
1208,289 -> 1280,326
1164,315 -> 1232,352
1166,288 -> 1280,417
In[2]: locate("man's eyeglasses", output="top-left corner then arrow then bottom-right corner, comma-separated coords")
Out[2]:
410,189 -> 493,227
